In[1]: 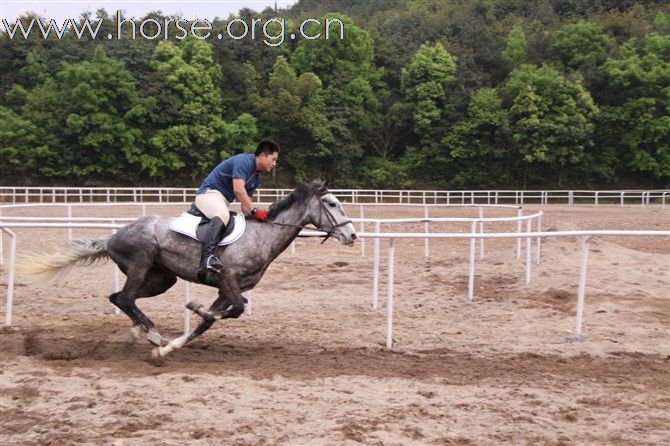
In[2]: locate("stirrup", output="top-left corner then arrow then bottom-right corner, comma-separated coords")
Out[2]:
205,255 -> 223,273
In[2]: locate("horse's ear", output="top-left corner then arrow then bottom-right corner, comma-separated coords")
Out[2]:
322,178 -> 330,189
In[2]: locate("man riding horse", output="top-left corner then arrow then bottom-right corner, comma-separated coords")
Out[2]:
195,140 -> 280,281
17,177 -> 358,357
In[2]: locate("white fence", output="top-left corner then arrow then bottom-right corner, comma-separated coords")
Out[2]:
0,203 -> 535,320
0,202 -> 527,262
2,209 -> 668,347
365,230 -> 670,347
1,186 -> 668,206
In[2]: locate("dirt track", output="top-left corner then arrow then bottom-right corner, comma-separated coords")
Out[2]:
1,204 -> 669,445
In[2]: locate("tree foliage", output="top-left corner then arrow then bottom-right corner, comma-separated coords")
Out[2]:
1,1 -> 668,188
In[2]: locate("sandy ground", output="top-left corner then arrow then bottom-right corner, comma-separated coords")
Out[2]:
1,203 -> 669,445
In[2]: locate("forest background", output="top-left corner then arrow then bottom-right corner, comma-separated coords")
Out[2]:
1,0 -> 668,189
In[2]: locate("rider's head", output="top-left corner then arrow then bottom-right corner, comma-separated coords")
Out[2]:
255,140 -> 280,173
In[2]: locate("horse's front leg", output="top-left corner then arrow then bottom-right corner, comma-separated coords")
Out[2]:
152,318 -> 214,357
153,274 -> 245,357
152,296 -> 226,357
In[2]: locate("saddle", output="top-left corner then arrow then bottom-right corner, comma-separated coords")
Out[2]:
169,203 -> 246,246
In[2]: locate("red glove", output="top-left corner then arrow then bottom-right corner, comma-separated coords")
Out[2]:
251,208 -> 268,222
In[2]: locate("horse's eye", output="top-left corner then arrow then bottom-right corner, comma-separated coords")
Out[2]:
328,202 -> 337,208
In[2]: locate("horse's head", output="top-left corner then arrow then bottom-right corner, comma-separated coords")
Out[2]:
305,180 -> 357,246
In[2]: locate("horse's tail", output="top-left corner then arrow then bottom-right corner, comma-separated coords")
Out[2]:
16,236 -> 111,283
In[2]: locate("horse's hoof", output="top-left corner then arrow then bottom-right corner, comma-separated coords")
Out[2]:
151,346 -> 163,358
126,326 -> 143,344
147,330 -> 166,347
186,301 -> 203,312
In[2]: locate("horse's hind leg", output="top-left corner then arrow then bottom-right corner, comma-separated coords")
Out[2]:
110,264 -> 176,346
126,267 -> 177,344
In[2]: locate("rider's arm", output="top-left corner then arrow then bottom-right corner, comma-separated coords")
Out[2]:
233,178 -> 254,214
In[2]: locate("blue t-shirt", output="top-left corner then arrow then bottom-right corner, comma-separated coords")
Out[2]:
197,153 -> 260,202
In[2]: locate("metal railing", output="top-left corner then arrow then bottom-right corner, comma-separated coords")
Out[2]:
1,186 -> 668,206
2,219 -> 668,348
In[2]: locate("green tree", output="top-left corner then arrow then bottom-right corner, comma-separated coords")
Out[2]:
150,39 -> 257,181
291,14 -> 384,184
506,64 -> 599,186
600,33 -> 670,180
552,21 -> 613,69
0,106 -> 44,183
1,60 -> 67,183
400,41 -> 458,186
252,56 -> 333,182
58,46 -> 156,182
18,77 -> 65,179
401,42 -> 458,135
502,24 -> 528,69
444,88 -> 511,187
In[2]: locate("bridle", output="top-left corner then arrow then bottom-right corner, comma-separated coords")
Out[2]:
270,191 -> 352,243
313,192 -> 353,244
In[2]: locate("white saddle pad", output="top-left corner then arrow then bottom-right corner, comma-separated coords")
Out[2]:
169,213 -> 246,246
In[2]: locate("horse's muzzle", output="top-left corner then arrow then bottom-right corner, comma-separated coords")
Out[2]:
342,232 -> 357,246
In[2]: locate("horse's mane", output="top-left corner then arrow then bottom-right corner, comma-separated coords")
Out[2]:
268,180 -> 329,220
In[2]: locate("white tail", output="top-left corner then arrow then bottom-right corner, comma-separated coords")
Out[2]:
16,237 -> 111,283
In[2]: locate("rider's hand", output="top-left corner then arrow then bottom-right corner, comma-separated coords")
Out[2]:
251,208 -> 268,222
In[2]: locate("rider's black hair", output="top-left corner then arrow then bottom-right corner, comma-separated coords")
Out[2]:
255,139 -> 280,156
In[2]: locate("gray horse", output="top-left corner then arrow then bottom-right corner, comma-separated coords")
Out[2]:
19,180 -> 357,357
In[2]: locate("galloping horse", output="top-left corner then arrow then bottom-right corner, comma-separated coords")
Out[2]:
18,180 -> 357,357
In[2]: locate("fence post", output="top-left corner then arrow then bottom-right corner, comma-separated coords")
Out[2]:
68,205 -> 73,241
574,236 -> 593,338
112,227 -> 121,315
516,208 -> 523,259
525,218 -> 532,285
372,221 -> 381,310
359,205 -> 365,257
0,207 -> 3,267
424,206 -> 430,258
468,221 -> 477,303
479,207 -> 485,259
536,212 -> 543,266
244,291 -> 252,316
386,238 -> 396,348
183,282 -> 191,335
2,229 -> 16,326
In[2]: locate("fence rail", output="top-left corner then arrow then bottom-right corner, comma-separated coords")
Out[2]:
1,187 -> 668,206
2,218 -> 668,348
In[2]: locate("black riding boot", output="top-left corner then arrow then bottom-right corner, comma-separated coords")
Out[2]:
197,216 -> 226,282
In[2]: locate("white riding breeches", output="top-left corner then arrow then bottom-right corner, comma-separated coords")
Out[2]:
194,189 -> 231,226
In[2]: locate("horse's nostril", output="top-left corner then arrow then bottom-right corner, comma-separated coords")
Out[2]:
352,234 -> 357,240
